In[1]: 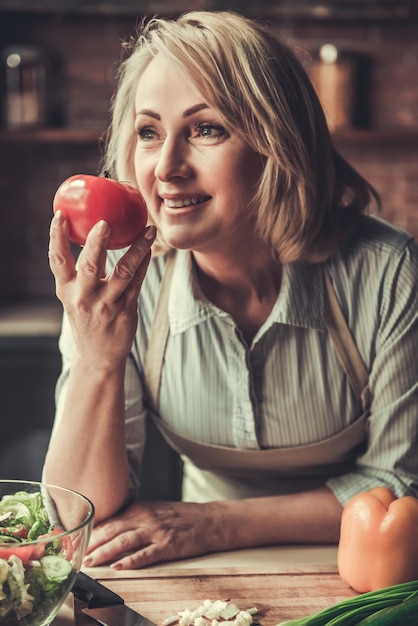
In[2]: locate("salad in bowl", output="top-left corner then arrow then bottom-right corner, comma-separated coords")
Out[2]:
0,480 -> 94,626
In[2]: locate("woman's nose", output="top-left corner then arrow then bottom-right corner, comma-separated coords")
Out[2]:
154,138 -> 193,182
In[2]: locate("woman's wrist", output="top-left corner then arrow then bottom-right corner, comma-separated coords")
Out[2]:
200,500 -> 261,552
70,350 -> 127,380
200,489 -> 343,552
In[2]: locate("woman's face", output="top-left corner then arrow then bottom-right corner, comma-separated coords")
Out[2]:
133,54 -> 264,254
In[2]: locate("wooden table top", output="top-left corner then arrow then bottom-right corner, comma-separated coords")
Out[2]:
63,546 -> 357,626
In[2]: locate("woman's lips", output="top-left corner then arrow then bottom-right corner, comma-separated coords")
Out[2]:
162,195 -> 211,209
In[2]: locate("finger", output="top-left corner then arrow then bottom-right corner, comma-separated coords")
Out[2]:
86,518 -> 121,553
76,220 -> 110,290
48,211 -> 77,284
122,249 -> 152,310
111,542 -> 163,570
106,225 -> 156,302
86,516 -> 151,553
84,528 -> 151,567
132,247 -> 153,288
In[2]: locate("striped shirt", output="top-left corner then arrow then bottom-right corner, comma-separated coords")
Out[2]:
56,215 -> 418,505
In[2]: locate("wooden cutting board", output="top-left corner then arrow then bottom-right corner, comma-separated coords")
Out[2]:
76,566 -> 358,626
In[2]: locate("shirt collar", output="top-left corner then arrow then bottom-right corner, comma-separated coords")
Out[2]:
168,250 -> 325,335
271,262 -> 325,330
168,250 -> 217,334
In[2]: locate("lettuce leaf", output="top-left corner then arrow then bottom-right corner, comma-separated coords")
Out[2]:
0,556 -> 34,619
0,491 -> 50,540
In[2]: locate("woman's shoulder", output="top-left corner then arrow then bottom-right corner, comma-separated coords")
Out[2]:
347,214 -> 417,257
327,215 -> 418,296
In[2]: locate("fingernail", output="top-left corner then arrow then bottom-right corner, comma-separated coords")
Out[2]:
144,225 -> 157,241
54,210 -> 64,224
83,557 -> 93,567
111,562 -> 123,570
94,220 -> 109,234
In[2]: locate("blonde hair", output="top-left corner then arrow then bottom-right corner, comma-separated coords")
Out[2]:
102,10 -> 380,263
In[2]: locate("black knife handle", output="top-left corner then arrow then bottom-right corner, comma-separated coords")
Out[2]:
73,571 -> 125,609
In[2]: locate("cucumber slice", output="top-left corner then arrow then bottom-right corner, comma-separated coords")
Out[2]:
0,532 -> 22,543
40,554 -> 73,580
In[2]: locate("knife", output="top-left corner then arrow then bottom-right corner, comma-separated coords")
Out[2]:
72,571 -> 158,626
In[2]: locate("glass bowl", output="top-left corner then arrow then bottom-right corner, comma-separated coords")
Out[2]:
0,479 -> 94,626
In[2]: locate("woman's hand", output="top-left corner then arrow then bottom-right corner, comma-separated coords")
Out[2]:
45,212 -> 157,518
82,488 -> 343,569
48,210 -> 156,366
83,500 -> 220,569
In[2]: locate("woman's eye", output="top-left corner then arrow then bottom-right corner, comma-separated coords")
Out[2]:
194,122 -> 227,140
136,126 -> 157,141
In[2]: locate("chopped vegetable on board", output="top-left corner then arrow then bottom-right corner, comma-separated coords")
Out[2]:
162,599 -> 258,626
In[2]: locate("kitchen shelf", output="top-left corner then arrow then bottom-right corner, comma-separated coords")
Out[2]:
0,297 -> 62,339
332,128 -> 418,147
0,127 -> 106,144
0,0 -> 417,20
1,126 -> 418,147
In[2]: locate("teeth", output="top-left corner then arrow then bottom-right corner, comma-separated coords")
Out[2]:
164,196 -> 208,208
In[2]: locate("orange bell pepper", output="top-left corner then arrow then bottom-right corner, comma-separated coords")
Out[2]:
337,486 -> 418,593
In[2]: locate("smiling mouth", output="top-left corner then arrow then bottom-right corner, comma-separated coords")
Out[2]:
163,196 -> 211,208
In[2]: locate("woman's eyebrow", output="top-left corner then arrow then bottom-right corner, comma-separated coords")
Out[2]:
136,109 -> 160,120
135,103 -> 209,121
183,103 -> 209,118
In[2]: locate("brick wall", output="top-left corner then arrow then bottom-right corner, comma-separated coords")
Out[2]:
0,8 -> 417,300
282,17 -> 418,244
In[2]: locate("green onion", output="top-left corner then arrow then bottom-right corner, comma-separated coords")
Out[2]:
354,593 -> 418,625
277,580 -> 418,625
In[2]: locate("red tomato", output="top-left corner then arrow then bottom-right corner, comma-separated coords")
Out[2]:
30,528 -> 74,561
3,525 -> 28,539
53,174 -> 148,249
0,544 -> 34,566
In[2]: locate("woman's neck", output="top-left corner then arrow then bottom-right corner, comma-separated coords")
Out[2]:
192,244 -> 282,344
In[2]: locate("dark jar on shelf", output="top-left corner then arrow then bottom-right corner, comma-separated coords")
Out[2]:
310,44 -> 359,131
1,45 -> 47,129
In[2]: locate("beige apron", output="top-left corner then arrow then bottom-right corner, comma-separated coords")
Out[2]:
140,253 -> 370,502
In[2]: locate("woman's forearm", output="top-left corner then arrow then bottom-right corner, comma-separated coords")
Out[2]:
44,356 -> 130,521
84,486 -> 343,569
204,487 -> 343,552
46,212 -> 156,520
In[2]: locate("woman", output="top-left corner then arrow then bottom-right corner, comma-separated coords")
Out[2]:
45,11 -> 418,570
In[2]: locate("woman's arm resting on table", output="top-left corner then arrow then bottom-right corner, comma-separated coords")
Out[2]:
327,241 -> 418,504
44,212 -> 156,520
83,486 -> 342,569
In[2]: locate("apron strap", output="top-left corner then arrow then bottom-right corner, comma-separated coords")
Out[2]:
144,253 -> 370,415
144,251 -> 176,415
323,270 -> 370,412
141,251 -> 181,501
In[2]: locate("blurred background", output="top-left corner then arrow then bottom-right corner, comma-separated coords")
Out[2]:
0,0 -> 417,480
